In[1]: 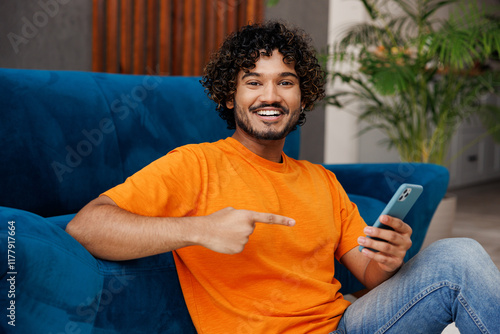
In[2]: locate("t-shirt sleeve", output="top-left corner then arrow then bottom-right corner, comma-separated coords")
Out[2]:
102,145 -> 203,218
329,175 -> 368,261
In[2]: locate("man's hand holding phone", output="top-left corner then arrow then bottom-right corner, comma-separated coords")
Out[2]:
358,215 -> 413,273
358,183 -> 422,273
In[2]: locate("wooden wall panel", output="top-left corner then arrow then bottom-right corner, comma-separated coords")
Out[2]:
193,0 -> 204,73
132,1 -> 146,74
92,0 -> 264,75
226,0 -> 238,34
120,0 -> 133,73
204,0 -> 217,65
171,0 -> 183,75
238,0 -> 248,28
158,0 -> 171,74
146,0 -> 159,73
92,0 -> 105,73
182,0 -> 194,75
105,0 -> 119,73
246,0 -> 257,24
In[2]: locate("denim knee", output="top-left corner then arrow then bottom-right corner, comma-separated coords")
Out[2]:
422,238 -> 495,281
425,238 -> 485,262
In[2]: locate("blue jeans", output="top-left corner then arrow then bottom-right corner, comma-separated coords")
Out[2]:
331,238 -> 500,333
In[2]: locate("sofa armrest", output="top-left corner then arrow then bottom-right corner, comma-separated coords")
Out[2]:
0,207 -> 196,333
323,163 -> 448,202
0,206 -> 102,333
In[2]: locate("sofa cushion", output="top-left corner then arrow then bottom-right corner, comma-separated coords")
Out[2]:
348,194 -> 386,227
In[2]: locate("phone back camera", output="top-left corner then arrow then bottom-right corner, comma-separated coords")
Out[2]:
398,188 -> 412,201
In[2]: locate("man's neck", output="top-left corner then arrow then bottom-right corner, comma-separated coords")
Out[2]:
231,130 -> 285,163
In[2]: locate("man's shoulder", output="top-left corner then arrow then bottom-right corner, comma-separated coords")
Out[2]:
289,158 -> 340,182
170,138 -> 228,153
165,139 -> 231,163
290,157 -> 330,172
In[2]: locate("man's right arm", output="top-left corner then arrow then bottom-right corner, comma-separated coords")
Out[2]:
65,195 -> 295,261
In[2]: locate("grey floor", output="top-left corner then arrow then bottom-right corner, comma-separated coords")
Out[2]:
452,180 -> 500,270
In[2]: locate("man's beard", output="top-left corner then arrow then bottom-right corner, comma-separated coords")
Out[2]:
233,102 -> 300,140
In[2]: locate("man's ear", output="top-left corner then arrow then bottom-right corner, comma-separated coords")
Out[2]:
226,99 -> 234,109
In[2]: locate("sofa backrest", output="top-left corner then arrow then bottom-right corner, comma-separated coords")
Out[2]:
0,68 -> 300,217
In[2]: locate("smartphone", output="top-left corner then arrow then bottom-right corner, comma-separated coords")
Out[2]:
359,183 -> 423,252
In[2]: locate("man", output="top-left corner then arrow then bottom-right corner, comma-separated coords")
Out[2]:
66,21 -> 500,333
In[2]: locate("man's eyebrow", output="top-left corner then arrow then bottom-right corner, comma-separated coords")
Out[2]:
279,72 -> 299,79
241,72 -> 299,80
241,72 -> 260,80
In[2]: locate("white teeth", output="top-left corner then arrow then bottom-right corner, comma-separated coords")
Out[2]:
257,110 -> 281,116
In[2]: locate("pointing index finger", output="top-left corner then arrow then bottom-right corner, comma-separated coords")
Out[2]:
251,211 -> 296,227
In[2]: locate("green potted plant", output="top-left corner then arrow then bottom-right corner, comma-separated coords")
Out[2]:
327,0 -> 500,165
326,0 -> 500,245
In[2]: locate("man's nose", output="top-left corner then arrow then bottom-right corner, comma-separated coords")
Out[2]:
260,83 -> 283,104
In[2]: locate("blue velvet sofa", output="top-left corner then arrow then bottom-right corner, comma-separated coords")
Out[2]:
0,68 -> 449,333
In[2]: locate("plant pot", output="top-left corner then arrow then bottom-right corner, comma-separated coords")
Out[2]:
421,193 -> 457,249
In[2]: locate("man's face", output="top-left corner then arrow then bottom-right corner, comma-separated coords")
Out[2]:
226,50 -> 304,141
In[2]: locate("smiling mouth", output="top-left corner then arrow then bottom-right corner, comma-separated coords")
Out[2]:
256,110 -> 282,117
250,103 -> 288,118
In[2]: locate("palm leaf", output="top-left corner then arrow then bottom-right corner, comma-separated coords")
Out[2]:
426,1 -> 500,68
335,23 -> 387,52
390,0 -> 418,21
360,0 -> 380,20
421,0 -> 458,21
361,57 -> 418,95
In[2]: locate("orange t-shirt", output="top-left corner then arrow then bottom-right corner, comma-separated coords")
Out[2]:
103,137 -> 367,333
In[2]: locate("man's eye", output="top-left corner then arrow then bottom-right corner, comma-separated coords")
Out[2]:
279,81 -> 293,86
247,81 -> 260,86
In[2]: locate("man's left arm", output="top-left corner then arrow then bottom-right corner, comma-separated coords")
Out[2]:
340,215 -> 413,290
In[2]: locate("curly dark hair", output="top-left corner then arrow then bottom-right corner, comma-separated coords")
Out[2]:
201,20 -> 326,130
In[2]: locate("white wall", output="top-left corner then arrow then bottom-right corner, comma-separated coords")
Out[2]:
324,0 -> 365,163
325,0 -> 400,164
